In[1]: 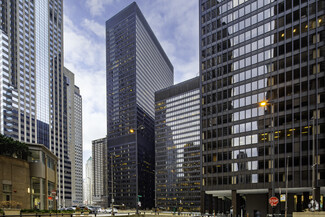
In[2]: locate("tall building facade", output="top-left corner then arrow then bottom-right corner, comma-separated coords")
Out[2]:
106,2 -> 174,208
92,137 -> 108,208
73,85 -> 83,205
84,156 -> 93,205
0,0 -> 71,207
64,67 -> 83,206
155,77 -> 201,212
200,0 -> 325,216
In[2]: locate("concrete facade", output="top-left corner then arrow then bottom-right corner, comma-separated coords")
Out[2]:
0,156 -> 30,209
0,143 -> 57,209
92,137 -> 108,208
64,67 -> 83,206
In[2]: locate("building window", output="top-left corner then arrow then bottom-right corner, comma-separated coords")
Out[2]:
3,184 -> 12,201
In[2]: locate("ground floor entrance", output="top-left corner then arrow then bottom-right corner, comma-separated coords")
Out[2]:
202,187 -> 325,216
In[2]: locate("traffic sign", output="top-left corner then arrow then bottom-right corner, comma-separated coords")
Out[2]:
280,194 -> 286,202
269,197 -> 279,207
52,190 -> 56,195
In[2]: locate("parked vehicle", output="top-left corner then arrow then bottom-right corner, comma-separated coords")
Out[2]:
66,206 -> 77,211
106,208 -> 118,214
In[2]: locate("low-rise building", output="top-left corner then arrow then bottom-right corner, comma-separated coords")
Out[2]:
0,142 -> 57,209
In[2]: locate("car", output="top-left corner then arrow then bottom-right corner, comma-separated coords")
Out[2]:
85,206 -> 95,213
106,208 -> 118,214
66,206 -> 76,211
98,208 -> 107,213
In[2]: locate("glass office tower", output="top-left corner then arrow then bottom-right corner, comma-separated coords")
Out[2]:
200,0 -> 325,216
106,2 -> 174,208
155,77 -> 201,212
0,0 -> 72,207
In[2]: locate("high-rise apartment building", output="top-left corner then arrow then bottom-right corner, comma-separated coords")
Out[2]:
106,2 -> 174,208
0,0 -> 71,207
155,77 -> 201,212
92,137 -> 108,208
73,86 -> 83,205
64,67 -> 83,206
200,0 -> 324,216
84,157 -> 93,205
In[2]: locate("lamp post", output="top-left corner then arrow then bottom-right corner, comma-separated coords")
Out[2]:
285,156 -> 290,217
260,100 -> 275,217
111,155 -> 115,216
311,116 -> 317,211
129,125 -> 145,215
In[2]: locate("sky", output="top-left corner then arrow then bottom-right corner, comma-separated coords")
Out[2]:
63,0 -> 199,173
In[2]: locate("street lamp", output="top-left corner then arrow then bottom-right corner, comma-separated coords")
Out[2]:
129,125 -> 145,215
311,116 -> 318,211
260,100 -> 275,216
285,156 -> 290,217
110,155 -> 115,216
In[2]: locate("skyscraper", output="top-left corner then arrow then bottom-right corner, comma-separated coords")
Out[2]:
106,2 -> 174,208
92,137 -> 108,208
200,0 -> 325,216
155,77 -> 201,211
73,85 -> 83,205
64,67 -> 83,206
0,0 -> 71,207
84,157 -> 93,205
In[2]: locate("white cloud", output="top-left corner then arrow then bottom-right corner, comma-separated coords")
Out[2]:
86,0 -> 115,16
82,19 -> 105,38
140,0 -> 199,81
63,0 -> 200,176
64,15 -> 107,169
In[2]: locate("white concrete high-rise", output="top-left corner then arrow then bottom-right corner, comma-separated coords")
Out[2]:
92,137 -> 107,207
84,157 -> 93,205
64,67 -> 83,206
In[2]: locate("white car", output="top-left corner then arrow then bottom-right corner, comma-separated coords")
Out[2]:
106,208 -> 118,214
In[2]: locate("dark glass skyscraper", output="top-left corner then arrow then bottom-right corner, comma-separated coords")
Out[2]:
155,77 -> 201,212
106,2 -> 173,208
200,0 -> 324,216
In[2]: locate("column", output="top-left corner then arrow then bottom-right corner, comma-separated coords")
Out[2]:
232,190 -> 239,217
296,195 -> 302,212
268,188 -> 272,214
200,191 -> 205,214
218,198 -> 224,213
303,192 -> 309,210
208,194 -> 213,214
213,197 -> 218,214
